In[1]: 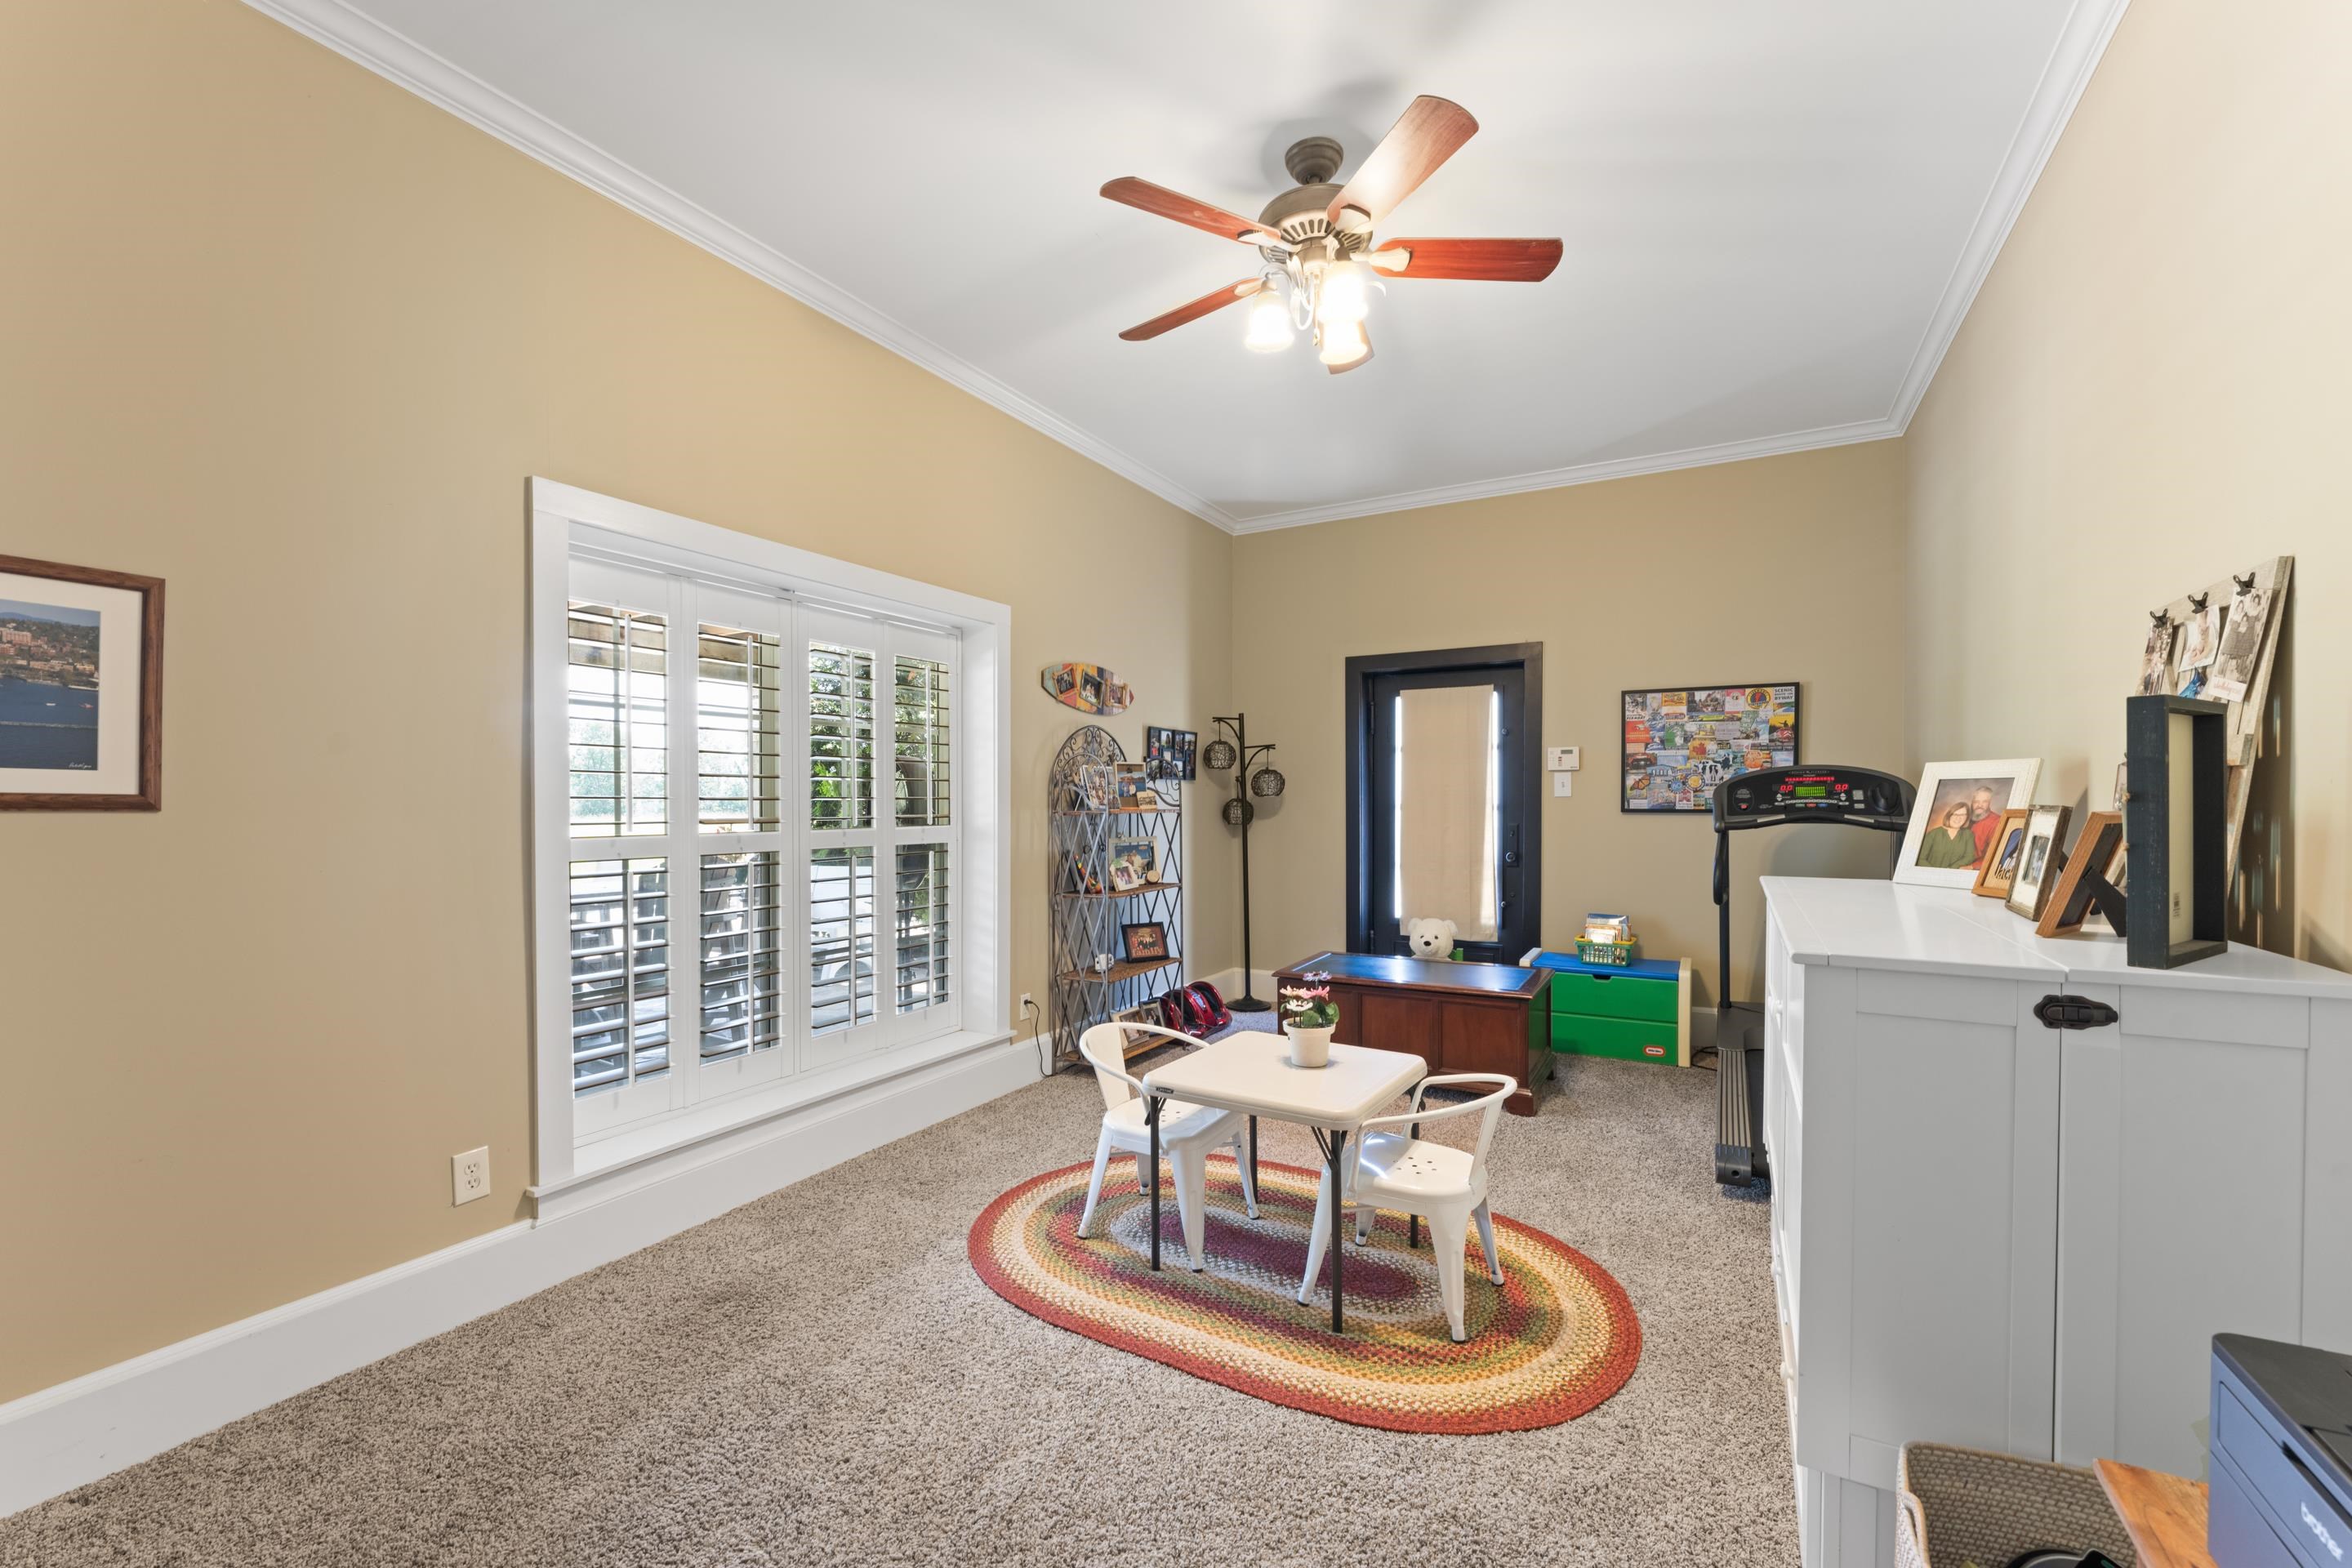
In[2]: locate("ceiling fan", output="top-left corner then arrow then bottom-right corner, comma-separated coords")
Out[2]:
1101,96 -> 1561,374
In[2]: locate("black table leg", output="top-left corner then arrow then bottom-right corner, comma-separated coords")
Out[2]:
1407,1084 -> 1423,1249
1248,1115 -> 1258,1192
1311,1126 -> 1348,1332
1146,1093 -> 1163,1272
1328,1128 -> 1347,1331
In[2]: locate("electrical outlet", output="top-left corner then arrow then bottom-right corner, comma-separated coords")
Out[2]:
452,1147 -> 489,1206
1018,992 -> 1036,1018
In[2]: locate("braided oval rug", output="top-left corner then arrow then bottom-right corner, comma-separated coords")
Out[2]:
969,1156 -> 1640,1433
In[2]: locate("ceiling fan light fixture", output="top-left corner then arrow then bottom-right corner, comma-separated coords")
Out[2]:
1316,259 -> 1371,327
1316,318 -> 1370,370
1242,280 -> 1294,353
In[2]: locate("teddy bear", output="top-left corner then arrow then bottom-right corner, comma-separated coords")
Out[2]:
1404,916 -> 1459,961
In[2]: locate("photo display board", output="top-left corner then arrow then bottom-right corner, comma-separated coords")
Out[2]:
1621,684 -> 1799,812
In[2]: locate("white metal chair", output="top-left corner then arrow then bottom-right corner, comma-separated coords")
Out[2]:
1076,1022 -> 1258,1271
1296,1073 -> 1517,1341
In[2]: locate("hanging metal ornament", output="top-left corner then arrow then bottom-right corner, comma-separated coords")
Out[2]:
1203,736 -> 1238,772
1223,795 -> 1254,827
1250,765 -> 1287,798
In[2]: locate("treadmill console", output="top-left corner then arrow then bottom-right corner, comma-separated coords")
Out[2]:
1713,764 -> 1913,831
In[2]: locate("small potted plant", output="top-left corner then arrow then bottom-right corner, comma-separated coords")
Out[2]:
1279,971 -> 1339,1068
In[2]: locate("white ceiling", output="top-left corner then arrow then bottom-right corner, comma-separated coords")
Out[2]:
253,0 -> 2127,531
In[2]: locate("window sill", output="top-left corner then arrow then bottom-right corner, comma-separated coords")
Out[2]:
530,1025 -> 1018,1221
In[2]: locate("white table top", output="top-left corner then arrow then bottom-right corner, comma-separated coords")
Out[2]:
1141,1039 -> 1428,1129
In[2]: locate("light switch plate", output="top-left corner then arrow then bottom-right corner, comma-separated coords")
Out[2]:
1552,772 -> 1573,797
452,1147 -> 489,1205
1547,746 -> 1580,771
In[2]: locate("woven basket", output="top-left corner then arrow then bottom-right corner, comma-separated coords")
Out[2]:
1895,1444 -> 2137,1568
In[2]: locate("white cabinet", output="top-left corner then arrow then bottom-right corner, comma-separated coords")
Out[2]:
1760,878 -> 2352,1568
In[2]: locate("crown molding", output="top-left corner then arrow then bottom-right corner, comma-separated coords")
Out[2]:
1222,416 -> 1903,533
245,0 -> 2124,540
242,0 -> 1244,533
1882,0 -> 2131,430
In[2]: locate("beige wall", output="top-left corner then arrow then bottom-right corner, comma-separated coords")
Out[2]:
1227,442 -> 1910,1010
1904,0 -> 2352,966
0,0 -> 1232,1401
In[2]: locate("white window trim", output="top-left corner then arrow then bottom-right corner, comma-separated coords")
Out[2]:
526,478 -> 1012,1195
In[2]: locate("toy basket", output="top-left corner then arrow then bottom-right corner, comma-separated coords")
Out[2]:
1575,938 -> 1636,967
1895,1444 -> 2136,1568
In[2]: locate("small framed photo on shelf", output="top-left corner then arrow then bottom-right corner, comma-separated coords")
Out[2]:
1111,760 -> 1157,808
2003,804 -> 2074,923
1893,758 -> 2043,889
0,553 -> 165,811
1076,763 -> 1115,811
1120,921 -> 1169,963
1108,835 -> 1159,889
1971,807 -> 2033,900
1144,725 -> 1197,782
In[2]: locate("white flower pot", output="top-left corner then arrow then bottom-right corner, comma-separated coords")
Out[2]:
1284,1023 -> 1334,1069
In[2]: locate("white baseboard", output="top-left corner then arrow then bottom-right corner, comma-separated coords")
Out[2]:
0,1038 -> 1036,1519
1197,966 -> 1278,1006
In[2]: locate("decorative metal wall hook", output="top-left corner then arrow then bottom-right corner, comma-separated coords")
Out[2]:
2149,608 -> 2171,626
2188,592 -> 2210,612
2233,572 -> 2257,595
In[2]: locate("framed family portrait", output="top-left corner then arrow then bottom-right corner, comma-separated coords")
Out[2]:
1891,758 -> 2042,889
0,554 -> 163,811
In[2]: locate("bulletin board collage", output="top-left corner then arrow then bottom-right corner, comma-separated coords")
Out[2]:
1622,684 -> 1799,812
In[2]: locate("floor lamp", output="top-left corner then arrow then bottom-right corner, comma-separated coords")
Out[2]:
1206,714 -> 1284,1013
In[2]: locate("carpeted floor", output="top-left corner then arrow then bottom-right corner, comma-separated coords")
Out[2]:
0,1054 -> 1793,1567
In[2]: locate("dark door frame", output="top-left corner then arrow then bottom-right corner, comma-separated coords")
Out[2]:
1344,643 -> 1544,960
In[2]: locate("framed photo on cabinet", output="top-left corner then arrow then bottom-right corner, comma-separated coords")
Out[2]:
2003,804 -> 2074,922
1894,759 -> 2042,889
0,554 -> 163,810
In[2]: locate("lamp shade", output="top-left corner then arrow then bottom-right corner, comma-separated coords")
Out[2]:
1203,737 -> 1238,772
1222,796 -> 1254,827
1250,765 -> 1286,798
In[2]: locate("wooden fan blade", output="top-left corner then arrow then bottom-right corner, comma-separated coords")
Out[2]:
1368,238 -> 1563,281
1325,96 -> 1478,229
1101,177 -> 1283,246
1118,278 -> 1265,341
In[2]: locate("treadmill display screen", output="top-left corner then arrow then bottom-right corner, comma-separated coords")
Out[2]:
1792,784 -> 1829,799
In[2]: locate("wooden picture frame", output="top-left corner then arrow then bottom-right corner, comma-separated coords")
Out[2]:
1120,921 -> 1169,963
2004,804 -> 2074,922
2037,811 -> 2126,936
0,553 -> 163,810
1971,807 -> 2033,899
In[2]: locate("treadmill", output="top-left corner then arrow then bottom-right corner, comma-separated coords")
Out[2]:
1710,764 -> 1913,1186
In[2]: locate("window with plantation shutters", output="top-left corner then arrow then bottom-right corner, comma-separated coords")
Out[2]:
550,555 -> 964,1152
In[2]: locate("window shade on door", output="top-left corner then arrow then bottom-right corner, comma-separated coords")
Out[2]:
1394,684 -> 1500,941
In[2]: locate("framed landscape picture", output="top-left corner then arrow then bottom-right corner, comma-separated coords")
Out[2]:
1621,683 -> 1798,812
0,554 -> 163,810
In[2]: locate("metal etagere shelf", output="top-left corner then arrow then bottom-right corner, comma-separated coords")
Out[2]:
1047,725 -> 1185,1068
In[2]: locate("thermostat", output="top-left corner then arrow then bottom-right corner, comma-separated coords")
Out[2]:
1547,746 -> 1580,772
